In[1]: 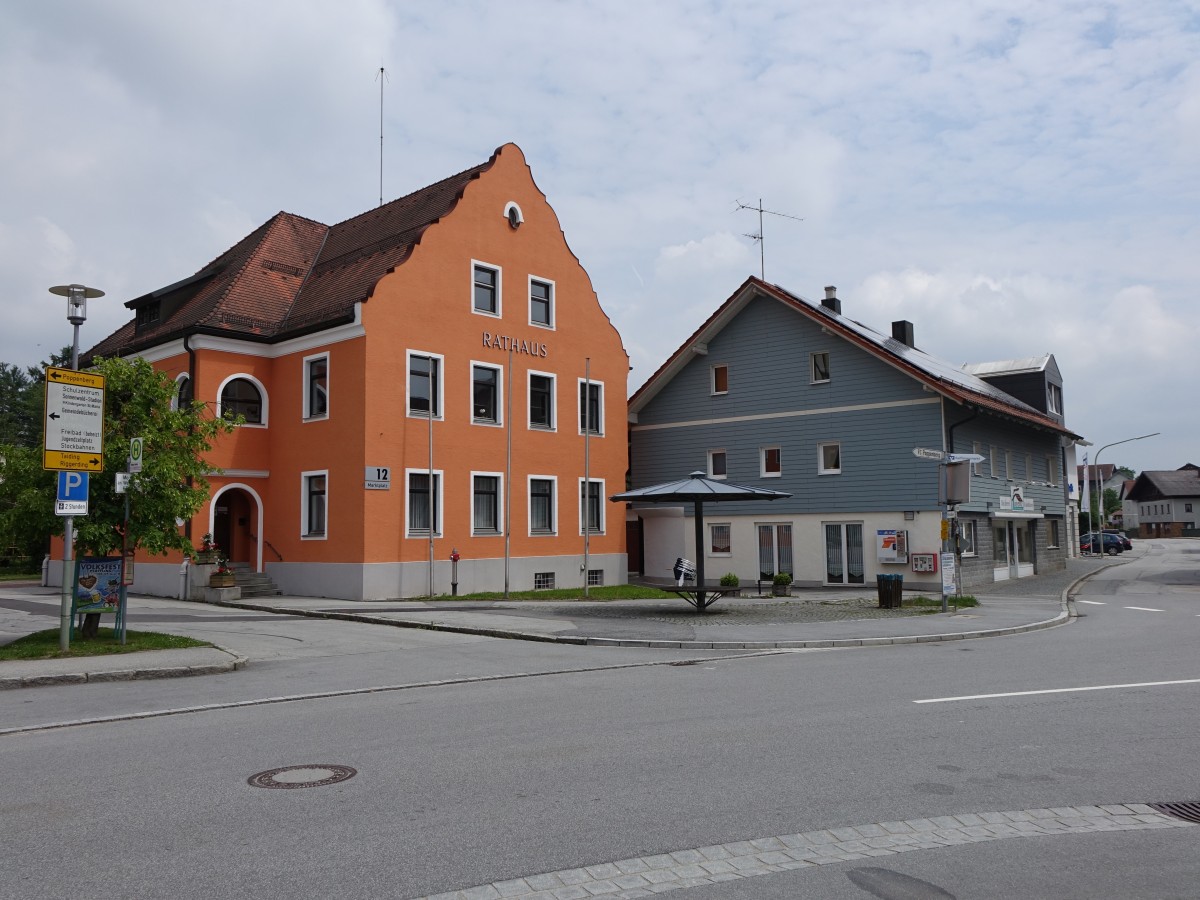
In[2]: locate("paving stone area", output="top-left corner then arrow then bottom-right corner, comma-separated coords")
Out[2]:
416,804 -> 1193,900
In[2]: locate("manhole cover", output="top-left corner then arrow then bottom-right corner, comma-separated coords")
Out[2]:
247,764 -> 357,789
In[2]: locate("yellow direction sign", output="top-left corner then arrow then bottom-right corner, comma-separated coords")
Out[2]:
43,366 -> 106,472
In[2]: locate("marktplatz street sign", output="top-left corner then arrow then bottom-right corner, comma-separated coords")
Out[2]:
43,366 -> 106,472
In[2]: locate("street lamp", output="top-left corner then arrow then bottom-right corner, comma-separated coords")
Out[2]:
48,283 -> 104,651
1091,432 -> 1159,539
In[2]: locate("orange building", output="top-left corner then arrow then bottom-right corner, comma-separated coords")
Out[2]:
85,144 -> 628,599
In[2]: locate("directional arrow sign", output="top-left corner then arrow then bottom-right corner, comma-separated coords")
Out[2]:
912,447 -> 946,461
43,366 -> 106,472
946,453 -> 986,464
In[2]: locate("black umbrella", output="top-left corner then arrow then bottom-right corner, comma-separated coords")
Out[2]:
611,471 -> 791,609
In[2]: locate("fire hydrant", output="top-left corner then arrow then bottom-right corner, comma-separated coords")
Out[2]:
450,548 -> 461,596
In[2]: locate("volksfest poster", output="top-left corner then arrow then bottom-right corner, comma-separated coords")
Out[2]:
74,557 -> 123,614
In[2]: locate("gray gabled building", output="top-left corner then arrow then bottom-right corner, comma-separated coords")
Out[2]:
626,278 -> 1081,592
1125,465 -> 1200,537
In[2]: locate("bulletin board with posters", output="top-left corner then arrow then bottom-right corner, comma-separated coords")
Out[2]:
73,557 -> 124,615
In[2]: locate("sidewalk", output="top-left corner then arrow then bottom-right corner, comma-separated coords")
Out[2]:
0,555 -> 1128,690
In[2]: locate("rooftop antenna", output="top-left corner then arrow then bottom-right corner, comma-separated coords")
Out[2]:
735,198 -> 804,280
376,66 -> 390,206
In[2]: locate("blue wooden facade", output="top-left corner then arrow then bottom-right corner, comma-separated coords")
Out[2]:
628,278 -> 1080,591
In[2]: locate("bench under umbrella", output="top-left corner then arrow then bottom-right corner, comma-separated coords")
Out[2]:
611,471 -> 791,610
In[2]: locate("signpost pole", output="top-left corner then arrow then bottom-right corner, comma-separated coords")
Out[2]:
48,283 -> 105,651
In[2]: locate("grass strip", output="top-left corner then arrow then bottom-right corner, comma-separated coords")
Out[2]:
0,628 -> 211,661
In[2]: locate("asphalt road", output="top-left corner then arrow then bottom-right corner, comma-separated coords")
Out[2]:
2,540 -> 1197,899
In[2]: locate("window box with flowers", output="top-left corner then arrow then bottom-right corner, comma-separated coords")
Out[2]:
208,557 -> 236,588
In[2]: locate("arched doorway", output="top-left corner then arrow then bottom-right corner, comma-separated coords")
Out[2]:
211,485 -> 262,571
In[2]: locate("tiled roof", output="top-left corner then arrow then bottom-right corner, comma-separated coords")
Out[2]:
1126,468 -> 1200,501
86,150 -> 499,360
630,277 -> 1079,439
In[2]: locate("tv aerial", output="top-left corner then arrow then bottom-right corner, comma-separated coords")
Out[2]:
735,198 -> 804,280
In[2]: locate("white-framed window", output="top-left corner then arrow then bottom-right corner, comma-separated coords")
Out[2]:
471,362 -> 503,426
407,351 -> 443,418
1025,453 -> 1033,483
579,478 -> 605,535
711,364 -> 729,395
1003,450 -> 1012,481
406,469 -> 442,537
960,520 -> 977,556
529,475 -> 557,535
710,523 -> 732,555
472,261 -> 500,316
471,472 -> 503,535
1046,454 -> 1059,485
579,379 -> 604,436
972,442 -> 984,476
534,572 -> 555,590
303,352 -> 329,420
988,445 -> 997,477
302,470 -> 328,539
811,351 -> 830,384
708,449 -> 727,479
218,374 -> 268,426
171,373 -> 192,412
528,370 -> 555,430
587,569 -> 604,587
818,442 -> 841,475
761,446 -> 782,478
1048,383 -> 1063,415
1048,519 -> 1060,548
529,276 -> 554,328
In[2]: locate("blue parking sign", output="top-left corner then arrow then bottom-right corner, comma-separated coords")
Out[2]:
56,471 -> 89,515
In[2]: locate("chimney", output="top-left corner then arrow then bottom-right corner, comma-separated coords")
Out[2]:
891,320 -> 914,347
822,285 -> 841,314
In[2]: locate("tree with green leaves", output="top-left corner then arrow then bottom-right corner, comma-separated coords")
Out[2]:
0,357 -> 235,628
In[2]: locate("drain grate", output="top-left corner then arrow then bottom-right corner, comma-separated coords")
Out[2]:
1149,801 -> 1200,824
247,764 -> 357,789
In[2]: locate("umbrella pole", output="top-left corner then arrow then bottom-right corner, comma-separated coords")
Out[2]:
694,500 -> 708,611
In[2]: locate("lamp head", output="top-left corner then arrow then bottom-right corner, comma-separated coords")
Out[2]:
49,284 -> 105,325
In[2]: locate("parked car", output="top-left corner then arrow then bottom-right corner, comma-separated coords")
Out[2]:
1103,530 -> 1133,550
1081,532 -> 1124,555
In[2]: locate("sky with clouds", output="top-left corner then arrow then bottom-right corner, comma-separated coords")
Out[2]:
2,0 -> 1197,474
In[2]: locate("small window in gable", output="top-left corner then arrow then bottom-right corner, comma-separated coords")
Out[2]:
530,278 -> 553,327
135,302 -> 160,332
711,365 -> 728,395
473,263 -> 499,315
812,352 -> 830,383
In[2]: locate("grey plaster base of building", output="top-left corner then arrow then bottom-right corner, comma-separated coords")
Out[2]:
266,553 -> 629,600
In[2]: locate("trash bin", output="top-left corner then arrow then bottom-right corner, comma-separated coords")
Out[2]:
876,573 -> 903,609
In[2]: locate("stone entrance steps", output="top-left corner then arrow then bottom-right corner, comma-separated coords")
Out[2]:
230,562 -> 282,597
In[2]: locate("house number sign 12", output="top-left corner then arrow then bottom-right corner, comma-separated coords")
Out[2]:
364,467 -> 391,490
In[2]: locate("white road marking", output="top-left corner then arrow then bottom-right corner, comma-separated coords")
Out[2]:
1076,600 -> 1106,605
1124,606 -> 1164,612
914,678 -> 1200,704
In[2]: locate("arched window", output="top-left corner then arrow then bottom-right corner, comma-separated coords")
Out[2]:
221,378 -> 263,424
172,374 -> 193,411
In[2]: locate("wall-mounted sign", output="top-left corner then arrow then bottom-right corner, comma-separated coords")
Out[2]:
364,466 -> 391,490
1010,484 -> 1026,512
481,333 -> 548,358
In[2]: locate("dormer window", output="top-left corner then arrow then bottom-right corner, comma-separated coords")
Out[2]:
135,302 -> 161,332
